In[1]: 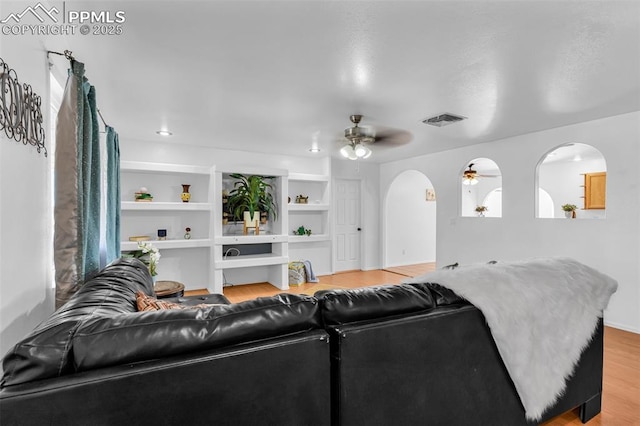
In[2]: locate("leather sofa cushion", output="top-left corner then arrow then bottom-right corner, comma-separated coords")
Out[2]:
407,282 -> 468,306
72,293 -> 321,372
315,284 -> 435,326
1,258 -> 153,387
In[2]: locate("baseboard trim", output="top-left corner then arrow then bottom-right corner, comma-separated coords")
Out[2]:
604,320 -> 639,334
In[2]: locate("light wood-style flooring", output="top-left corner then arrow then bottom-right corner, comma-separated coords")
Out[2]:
186,263 -> 640,425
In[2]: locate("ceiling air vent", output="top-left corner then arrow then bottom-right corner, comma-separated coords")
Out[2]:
422,112 -> 467,127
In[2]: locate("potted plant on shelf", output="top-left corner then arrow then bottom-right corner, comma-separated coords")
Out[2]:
475,205 -> 488,217
226,173 -> 277,235
562,203 -> 578,219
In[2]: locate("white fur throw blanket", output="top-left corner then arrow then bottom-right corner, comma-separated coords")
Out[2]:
404,257 -> 617,421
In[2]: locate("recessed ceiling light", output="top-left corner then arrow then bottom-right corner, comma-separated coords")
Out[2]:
309,147 -> 321,153
156,130 -> 172,136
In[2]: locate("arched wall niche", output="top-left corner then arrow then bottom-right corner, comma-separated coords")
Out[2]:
460,158 -> 502,217
383,169 -> 436,267
536,143 -> 607,219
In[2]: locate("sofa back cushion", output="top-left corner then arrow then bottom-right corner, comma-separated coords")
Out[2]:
315,284 -> 435,326
72,293 -> 321,371
1,258 -> 153,387
406,282 -> 468,306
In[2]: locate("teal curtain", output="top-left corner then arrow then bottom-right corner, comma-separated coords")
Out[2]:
54,61 -> 102,308
105,126 -> 121,264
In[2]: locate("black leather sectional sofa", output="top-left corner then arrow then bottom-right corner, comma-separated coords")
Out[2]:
0,258 -> 603,425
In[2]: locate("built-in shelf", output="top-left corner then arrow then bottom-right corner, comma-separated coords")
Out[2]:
212,168 -> 289,292
217,253 -> 289,269
121,238 -> 212,251
288,203 -> 330,211
289,234 -> 330,243
120,161 -> 216,292
121,201 -> 212,211
287,169 -> 331,276
215,234 -> 288,245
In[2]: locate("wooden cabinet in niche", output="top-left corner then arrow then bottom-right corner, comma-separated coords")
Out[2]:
584,172 -> 606,210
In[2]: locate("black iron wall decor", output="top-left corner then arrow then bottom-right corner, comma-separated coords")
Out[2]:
0,57 -> 47,156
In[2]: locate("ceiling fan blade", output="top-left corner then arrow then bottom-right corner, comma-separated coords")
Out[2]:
477,174 -> 501,178
373,128 -> 413,146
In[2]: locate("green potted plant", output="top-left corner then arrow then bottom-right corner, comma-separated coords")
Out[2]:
561,203 -> 578,219
226,174 -> 278,233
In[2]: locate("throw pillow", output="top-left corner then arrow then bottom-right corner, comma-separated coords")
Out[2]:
136,291 -> 216,312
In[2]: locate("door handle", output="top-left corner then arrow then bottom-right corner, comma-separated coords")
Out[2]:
357,227 -> 362,231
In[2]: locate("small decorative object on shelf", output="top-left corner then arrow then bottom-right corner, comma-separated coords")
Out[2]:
135,187 -> 153,202
129,235 -> 150,242
293,226 -> 312,236
562,204 -> 578,219
181,184 -> 191,203
295,194 -> 309,204
157,229 -> 167,240
475,205 -> 488,217
184,227 -> 191,239
123,241 -> 160,278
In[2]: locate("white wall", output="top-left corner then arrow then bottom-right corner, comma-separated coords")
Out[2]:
0,39 -> 55,364
332,159 -> 381,271
121,139 -> 330,177
384,170 -> 436,267
380,112 -> 640,333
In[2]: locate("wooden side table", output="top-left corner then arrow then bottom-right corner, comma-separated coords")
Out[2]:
154,280 -> 185,299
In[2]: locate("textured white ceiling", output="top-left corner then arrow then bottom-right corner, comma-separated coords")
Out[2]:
42,0 -> 640,163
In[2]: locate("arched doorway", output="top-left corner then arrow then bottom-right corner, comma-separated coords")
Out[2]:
384,170 -> 436,267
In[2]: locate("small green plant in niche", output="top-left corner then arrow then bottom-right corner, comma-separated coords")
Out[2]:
293,226 -> 312,236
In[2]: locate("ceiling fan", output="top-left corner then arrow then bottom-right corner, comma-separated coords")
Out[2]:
462,163 -> 500,185
339,114 -> 412,160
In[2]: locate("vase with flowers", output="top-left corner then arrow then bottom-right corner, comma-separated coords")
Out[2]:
123,241 -> 161,280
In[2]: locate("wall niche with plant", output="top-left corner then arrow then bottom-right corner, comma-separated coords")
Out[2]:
223,173 -> 279,235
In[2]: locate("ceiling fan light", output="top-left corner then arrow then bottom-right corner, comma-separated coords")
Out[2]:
354,144 -> 368,157
340,145 -> 352,158
361,145 -> 372,159
462,177 -> 479,185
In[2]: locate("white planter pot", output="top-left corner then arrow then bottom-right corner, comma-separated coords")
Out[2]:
243,211 -> 260,228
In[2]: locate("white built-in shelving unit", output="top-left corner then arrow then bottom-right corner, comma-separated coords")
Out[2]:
120,162 -> 332,294
287,172 -> 332,275
120,161 -> 215,292
212,167 -> 289,294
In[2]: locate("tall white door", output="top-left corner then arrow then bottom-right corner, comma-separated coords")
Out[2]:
334,179 -> 361,272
